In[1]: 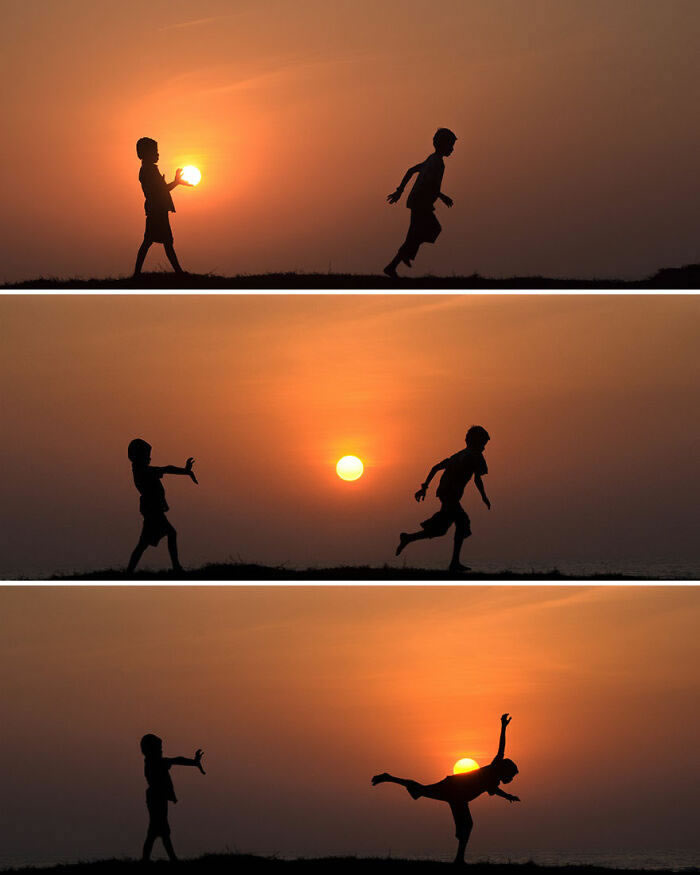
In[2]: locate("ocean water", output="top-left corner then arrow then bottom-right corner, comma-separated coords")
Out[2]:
388,558 -> 700,580
453,850 -> 700,870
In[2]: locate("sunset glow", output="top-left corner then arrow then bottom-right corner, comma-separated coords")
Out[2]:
336,455 -> 364,481
180,165 -> 201,186
453,757 -> 480,774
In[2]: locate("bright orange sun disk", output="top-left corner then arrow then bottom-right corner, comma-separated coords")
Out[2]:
453,757 -> 479,774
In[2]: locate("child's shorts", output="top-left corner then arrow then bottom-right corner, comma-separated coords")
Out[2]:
146,790 -> 171,837
141,512 -> 176,546
144,212 -> 173,244
421,501 -> 471,538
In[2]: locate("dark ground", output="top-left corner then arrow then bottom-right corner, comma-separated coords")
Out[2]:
51,562 -> 649,581
1,856 -> 694,875
4,264 -> 700,289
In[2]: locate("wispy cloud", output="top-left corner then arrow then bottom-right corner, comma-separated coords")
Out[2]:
159,14 -> 236,32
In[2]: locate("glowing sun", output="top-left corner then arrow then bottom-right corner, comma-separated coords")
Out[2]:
336,455 -> 364,481
180,165 -> 202,186
453,757 -> 479,774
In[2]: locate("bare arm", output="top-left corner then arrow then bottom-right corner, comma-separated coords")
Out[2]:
492,713 -> 511,762
168,169 -> 193,190
166,749 -> 205,774
492,787 -> 520,802
415,458 -> 449,502
159,458 -> 198,483
474,473 -> 490,509
387,162 -> 424,203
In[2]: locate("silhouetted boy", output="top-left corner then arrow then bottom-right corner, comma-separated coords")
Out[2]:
372,713 -> 519,865
127,438 -> 198,574
140,733 -> 205,862
384,128 -> 457,278
396,425 -> 490,572
133,137 -> 192,277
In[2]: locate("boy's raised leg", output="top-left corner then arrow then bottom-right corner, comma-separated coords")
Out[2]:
396,529 -> 429,556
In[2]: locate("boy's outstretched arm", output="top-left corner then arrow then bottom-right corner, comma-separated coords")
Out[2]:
438,192 -> 454,207
166,749 -> 206,774
158,458 -> 198,483
387,163 -> 424,203
474,473 -> 490,509
167,168 -> 193,190
492,787 -> 520,802
415,458 -> 449,502
492,713 -> 511,762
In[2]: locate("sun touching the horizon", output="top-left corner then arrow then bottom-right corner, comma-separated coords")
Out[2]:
180,165 -> 201,186
453,757 -> 479,774
336,455 -> 364,481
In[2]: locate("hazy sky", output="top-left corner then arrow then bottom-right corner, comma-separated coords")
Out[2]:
1,294 -> 698,578
0,586 -> 698,867
3,0 -> 700,282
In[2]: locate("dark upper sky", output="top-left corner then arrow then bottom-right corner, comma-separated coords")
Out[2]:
3,0 -> 700,282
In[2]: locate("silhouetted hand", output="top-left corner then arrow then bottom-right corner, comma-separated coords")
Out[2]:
174,168 -> 194,187
387,189 -> 402,204
483,496 -> 491,510
194,749 -> 205,774
186,457 -> 198,484
440,194 -> 454,207
415,486 -> 427,502
505,793 -> 520,803
501,713 -> 511,726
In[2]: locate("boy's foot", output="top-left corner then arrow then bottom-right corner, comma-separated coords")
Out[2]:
371,772 -> 390,785
171,564 -> 184,574
395,533 -> 409,556
383,263 -> 399,279
448,562 -> 471,573
401,257 -> 412,267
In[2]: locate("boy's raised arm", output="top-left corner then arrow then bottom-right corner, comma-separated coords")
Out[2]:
415,458 -> 449,502
387,162 -> 424,204
492,713 -> 511,762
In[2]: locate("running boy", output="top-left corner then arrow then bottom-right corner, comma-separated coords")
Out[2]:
384,128 -> 457,278
126,438 -> 198,574
140,733 -> 206,862
372,713 -> 519,865
396,425 -> 490,572
133,137 -> 192,277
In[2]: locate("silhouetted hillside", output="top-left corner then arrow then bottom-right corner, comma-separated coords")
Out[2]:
49,562 -> 648,581
0,854 -> 692,875
5,264 -> 700,289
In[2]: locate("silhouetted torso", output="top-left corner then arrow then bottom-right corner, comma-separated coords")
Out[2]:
406,153 -> 445,210
144,757 -> 177,803
432,764 -> 501,803
132,464 -> 169,515
139,163 -> 176,215
436,448 -> 488,502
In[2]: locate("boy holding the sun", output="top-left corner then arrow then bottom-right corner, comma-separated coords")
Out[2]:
133,137 -> 192,277
372,713 -> 519,865
384,127 -> 457,278
396,425 -> 490,572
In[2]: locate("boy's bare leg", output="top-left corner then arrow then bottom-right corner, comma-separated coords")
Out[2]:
128,538 -> 149,574
164,242 -> 184,274
448,529 -> 471,572
162,836 -> 178,862
396,529 -> 430,556
371,773 -> 424,799
384,252 -> 402,278
450,803 -> 473,865
167,531 -> 184,572
141,831 -> 156,862
134,240 -> 152,276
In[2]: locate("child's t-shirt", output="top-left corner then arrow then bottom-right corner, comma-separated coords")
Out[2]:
144,757 -> 177,803
132,465 -> 169,516
407,153 -> 445,211
445,763 -> 501,801
139,163 -> 176,215
436,448 -> 487,503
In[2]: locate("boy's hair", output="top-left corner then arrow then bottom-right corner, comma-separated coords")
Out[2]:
128,438 -> 152,463
433,128 -> 457,150
136,137 -> 158,160
465,425 -> 490,447
497,758 -> 518,783
140,733 -> 162,756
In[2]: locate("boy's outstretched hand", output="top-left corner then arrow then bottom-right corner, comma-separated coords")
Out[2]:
194,749 -> 206,774
483,496 -> 491,510
174,168 -> 194,187
387,189 -> 402,204
414,485 -> 427,502
501,713 -> 511,726
185,457 -> 198,484
440,194 -> 454,207
504,793 -> 520,803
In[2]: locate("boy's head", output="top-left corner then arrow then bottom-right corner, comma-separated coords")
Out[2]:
140,733 -> 163,758
496,758 -> 518,783
136,137 -> 159,163
465,425 -> 490,451
433,127 -> 457,157
128,438 -> 152,465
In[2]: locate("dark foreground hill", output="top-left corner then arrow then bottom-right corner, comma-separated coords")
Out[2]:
52,562 -> 648,581
2,854 -> 694,875
5,264 -> 700,289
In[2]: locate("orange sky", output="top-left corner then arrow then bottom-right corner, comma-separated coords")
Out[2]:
3,0 -> 700,282
1,294 -> 698,578
1,586 -> 698,866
